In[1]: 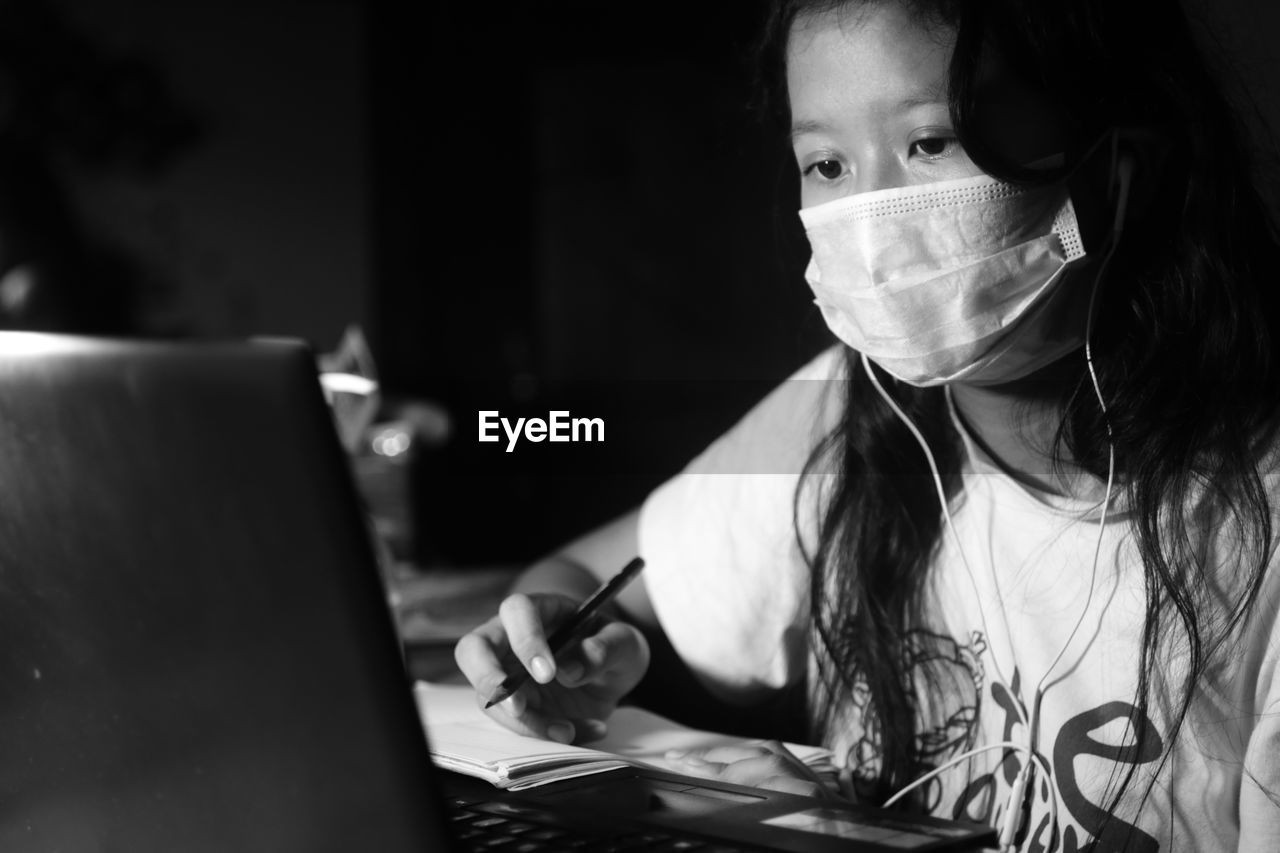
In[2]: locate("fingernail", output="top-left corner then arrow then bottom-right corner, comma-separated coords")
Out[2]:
530,655 -> 553,683
559,660 -> 584,683
665,749 -> 687,760
547,722 -> 574,744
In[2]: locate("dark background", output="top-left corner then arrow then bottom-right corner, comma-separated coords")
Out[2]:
368,1 -> 830,563
6,0 -> 1279,565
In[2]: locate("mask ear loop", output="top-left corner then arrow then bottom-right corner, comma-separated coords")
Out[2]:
868,154 -> 1132,849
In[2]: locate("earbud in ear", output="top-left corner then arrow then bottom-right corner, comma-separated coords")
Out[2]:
1068,127 -> 1170,253
1111,151 -> 1136,237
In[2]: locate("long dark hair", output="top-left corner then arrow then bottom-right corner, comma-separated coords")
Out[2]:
761,0 -> 1280,823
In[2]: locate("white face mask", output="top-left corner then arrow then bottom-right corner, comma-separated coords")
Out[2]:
800,172 -> 1089,387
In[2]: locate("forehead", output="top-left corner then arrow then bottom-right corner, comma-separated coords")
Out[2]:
784,5 -> 955,122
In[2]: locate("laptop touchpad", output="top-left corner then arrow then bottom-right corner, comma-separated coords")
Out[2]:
647,780 -> 765,816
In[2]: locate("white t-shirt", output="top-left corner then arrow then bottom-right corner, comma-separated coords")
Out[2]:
638,346 -> 1280,851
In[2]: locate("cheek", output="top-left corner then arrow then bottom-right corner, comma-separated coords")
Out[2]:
916,156 -> 989,185
799,182 -> 848,211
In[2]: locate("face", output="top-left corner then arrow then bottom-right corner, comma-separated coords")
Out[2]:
786,4 -> 1063,209
787,5 -> 979,209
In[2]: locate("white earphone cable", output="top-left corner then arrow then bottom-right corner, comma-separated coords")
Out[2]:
862,355 -> 1031,738
868,155 -> 1130,850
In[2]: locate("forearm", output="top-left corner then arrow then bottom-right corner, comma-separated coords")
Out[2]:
508,508 -> 657,629
508,553 -> 602,604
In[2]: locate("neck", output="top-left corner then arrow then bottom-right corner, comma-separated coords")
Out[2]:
948,358 -> 1086,496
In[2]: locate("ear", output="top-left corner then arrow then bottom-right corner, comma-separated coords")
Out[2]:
1067,127 -> 1172,254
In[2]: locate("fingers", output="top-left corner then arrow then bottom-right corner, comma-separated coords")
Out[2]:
456,592 -> 645,695
453,616 -> 516,703
453,592 -> 648,747
484,694 -> 571,743
498,593 -> 558,684
683,754 -> 827,798
555,621 -> 650,692
664,745 -> 836,801
666,747 -> 783,782
479,697 -> 609,747
453,593 -> 571,698
448,660 -> 602,746
453,598 -> 555,738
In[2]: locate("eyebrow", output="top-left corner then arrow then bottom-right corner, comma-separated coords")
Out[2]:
898,93 -> 947,110
789,119 -> 829,141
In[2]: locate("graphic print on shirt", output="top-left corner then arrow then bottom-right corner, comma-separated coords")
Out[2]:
1053,701 -> 1164,853
948,658 -> 1165,852
838,627 -> 1166,850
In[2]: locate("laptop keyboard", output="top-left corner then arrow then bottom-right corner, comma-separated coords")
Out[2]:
450,796 -> 751,852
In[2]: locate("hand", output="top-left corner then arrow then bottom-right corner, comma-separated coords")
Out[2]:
664,742 -> 841,801
454,591 -> 650,745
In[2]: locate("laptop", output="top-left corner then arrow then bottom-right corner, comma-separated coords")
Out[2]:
0,333 -> 995,852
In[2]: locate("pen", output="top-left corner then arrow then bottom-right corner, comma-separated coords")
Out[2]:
485,556 -> 646,710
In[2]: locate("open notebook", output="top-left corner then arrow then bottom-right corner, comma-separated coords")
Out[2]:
416,682 -> 835,791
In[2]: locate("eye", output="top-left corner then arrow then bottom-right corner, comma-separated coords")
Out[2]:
908,134 -> 959,161
803,159 -> 846,181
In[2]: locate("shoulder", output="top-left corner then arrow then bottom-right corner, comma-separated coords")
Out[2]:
633,346 -> 848,698
685,345 -> 847,476
791,345 -> 847,382
639,346 -> 846,530
639,344 -> 846,535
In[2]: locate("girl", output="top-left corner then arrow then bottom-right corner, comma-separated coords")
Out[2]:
455,1 -> 1280,848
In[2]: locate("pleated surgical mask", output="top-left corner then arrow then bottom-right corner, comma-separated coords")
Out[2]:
800,172 -> 1088,387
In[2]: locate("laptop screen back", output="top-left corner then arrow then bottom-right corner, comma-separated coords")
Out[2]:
0,335 -> 448,852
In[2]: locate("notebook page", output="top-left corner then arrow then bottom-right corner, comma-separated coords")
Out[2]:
414,682 -> 625,783
414,682 -> 833,789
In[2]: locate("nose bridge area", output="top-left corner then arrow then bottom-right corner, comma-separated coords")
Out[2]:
854,152 -> 906,195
